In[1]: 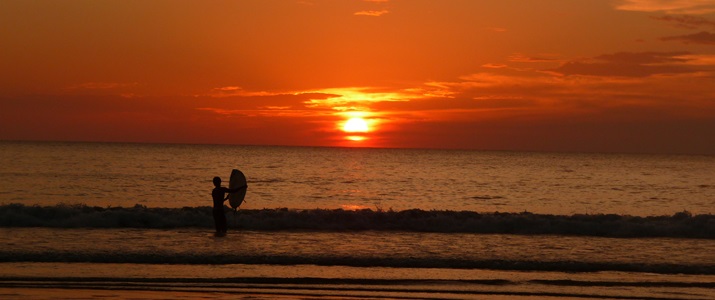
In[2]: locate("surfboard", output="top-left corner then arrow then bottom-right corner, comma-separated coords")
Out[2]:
228,169 -> 247,209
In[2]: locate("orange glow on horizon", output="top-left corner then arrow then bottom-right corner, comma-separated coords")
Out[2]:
346,135 -> 366,141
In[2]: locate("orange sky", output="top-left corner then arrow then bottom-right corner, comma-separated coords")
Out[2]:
1,0 -> 714,154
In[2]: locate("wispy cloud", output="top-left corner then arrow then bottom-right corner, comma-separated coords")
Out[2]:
354,10 -> 389,17
615,0 -> 715,14
662,31 -> 715,44
652,14 -> 715,29
509,53 -> 559,63
65,82 -> 138,90
672,53 -> 715,65
547,52 -> 699,77
209,86 -> 280,97
482,63 -> 509,69
302,87 -> 419,113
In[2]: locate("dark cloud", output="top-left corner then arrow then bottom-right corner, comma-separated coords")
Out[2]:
596,52 -> 689,64
0,93 -> 335,145
508,54 -> 559,63
652,15 -> 715,29
547,52 -> 695,77
661,31 -> 715,45
371,96 -> 537,112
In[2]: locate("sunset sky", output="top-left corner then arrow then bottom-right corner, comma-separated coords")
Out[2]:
1,0 -> 714,154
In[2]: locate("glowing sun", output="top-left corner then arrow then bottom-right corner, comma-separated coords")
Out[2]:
343,117 -> 369,133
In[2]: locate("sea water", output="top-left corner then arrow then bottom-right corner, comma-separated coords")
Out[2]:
1,141 -> 714,299
1,141 -> 714,215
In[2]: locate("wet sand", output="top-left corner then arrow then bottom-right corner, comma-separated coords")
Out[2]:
2,263 -> 715,300
0,287 -> 569,300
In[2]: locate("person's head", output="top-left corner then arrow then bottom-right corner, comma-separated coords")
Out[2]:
213,176 -> 221,187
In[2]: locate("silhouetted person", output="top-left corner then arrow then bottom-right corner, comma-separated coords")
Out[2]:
212,176 -> 246,235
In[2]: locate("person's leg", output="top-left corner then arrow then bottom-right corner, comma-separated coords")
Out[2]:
213,209 -> 222,233
218,212 -> 227,233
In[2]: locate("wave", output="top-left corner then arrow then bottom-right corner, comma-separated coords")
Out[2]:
3,276 -> 714,288
1,251 -> 713,275
4,277 -> 714,300
1,203 -> 714,238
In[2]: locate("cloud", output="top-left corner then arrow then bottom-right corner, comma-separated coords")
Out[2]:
595,52 -> 689,64
209,86 -> 281,97
662,31 -> 715,44
672,53 -> 715,65
652,14 -> 715,29
616,0 -> 715,14
65,82 -> 138,90
482,63 -> 509,69
547,52 -> 697,77
402,54 -> 715,123
354,10 -> 389,17
203,55 -> 714,130
197,86 -> 430,122
508,53 -> 559,63
301,87 -> 416,112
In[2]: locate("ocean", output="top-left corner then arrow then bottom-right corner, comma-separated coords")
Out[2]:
1,141 -> 714,299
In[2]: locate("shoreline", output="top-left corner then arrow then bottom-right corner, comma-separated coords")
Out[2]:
2,264 -> 715,300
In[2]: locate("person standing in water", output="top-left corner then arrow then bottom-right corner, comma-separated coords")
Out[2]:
212,176 -> 246,235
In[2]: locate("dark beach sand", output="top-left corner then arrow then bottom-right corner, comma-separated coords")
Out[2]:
2,263 -> 714,299
3,274 -> 715,300
0,288 -> 525,300
0,286 -> 660,300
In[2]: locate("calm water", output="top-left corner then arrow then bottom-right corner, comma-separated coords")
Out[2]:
1,141 -> 714,215
1,141 -> 714,299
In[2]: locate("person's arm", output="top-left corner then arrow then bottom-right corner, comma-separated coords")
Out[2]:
222,185 -> 247,200
227,184 -> 248,193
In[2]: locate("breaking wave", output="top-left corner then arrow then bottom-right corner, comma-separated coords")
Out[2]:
1,252 -> 713,275
1,203 -> 714,238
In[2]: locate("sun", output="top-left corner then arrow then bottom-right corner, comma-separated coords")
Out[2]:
343,117 -> 369,133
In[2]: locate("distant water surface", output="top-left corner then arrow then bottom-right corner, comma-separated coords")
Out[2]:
1,141 -> 714,215
2,141 -> 715,299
